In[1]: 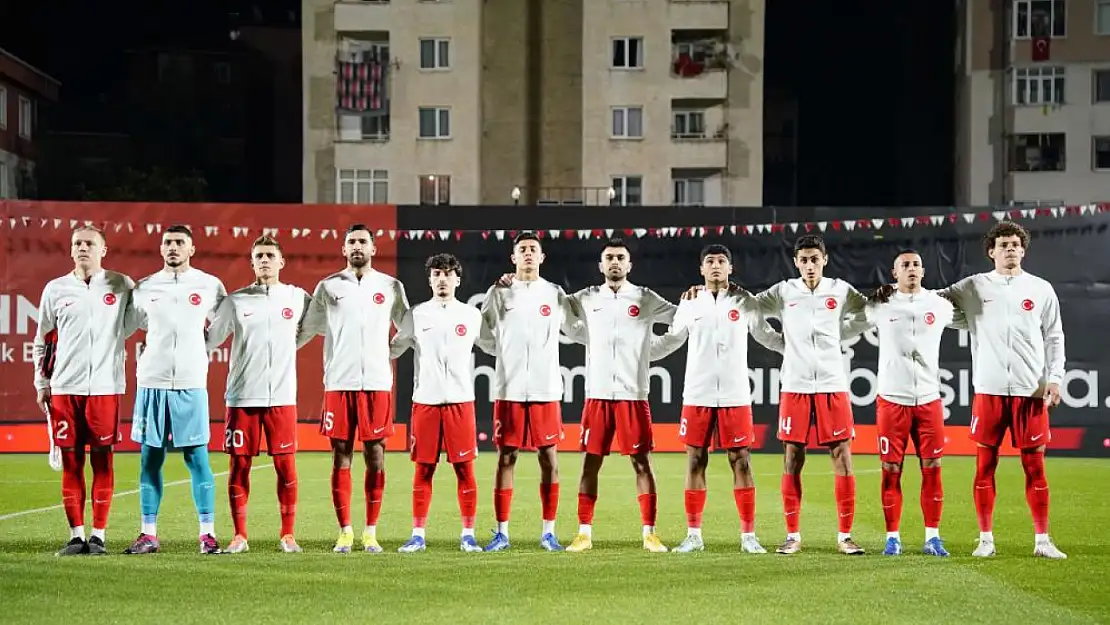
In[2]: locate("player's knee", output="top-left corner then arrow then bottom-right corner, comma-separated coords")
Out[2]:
920,457 -> 940,469
498,449 -> 519,467
882,461 -> 902,473
728,449 -> 751,472
629,453 -> 652,475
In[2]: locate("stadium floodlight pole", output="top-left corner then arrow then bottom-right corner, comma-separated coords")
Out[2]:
511,186 -> 521,205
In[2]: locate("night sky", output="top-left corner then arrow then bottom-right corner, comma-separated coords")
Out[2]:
0,0 -> 954,207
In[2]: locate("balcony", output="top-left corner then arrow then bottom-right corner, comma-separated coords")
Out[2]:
670,136 -> 727,169
666,1 -> 729,30
334,1 -> 393,32
670,31 -> 730,98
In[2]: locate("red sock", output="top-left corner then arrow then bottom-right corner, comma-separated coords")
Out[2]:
973,447 -> 998,532
733,487 -> 756,533
637,493 -> 658,527
89,450 -> 114,531
494,488 -> 513,523
454,462 -> 477,529
684,489 -> 707,529
228,455 -> 253,538
577,493 -> 597,525
880,469 -> 902,532
365,469 -> 385,527
273,454 -> 298,536
412,463 -> 436,529
835,474 -> 856,534
540,482 -> 559,522
920,465 -> 943,530
331,466 -> 352,528
1021,451 -> 1050,534
60,448 -> 86,529
780,473 -> 801,533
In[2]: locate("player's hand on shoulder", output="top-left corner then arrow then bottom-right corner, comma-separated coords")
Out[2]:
680,285 -> 703,301
727,282 -> 751,297
495,273 -> 514,288
868,284 -> 894,304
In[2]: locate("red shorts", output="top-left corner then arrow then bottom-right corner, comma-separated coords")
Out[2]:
580,399 -> 653,456
875,397 -> 945,464
410,402 -> 478,465
224,406 -> 298,456
493,401 -> 564,450
320,390 -> 393,442
778,392 -> 854,446
680,405 -> 755,450
970,394 -> 1050,449
49,394 -> 120,449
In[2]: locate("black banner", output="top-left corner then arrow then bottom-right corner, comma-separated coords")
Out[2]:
394,206 -> 1110,454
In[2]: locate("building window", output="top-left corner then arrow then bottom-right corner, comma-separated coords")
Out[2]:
611,106 -> 643,138
1013,66 -> 1065,105
418,107 -> 451,138
18,96 -> 32,139
673,179 -> 705,206
361,114 -> 390,140
1013,0 -> 1066,38
0,161 -> 8,198
0,87 -> 6,129
1008,133 -> 1066,171
1094,70 -> 1110,102
337,169 -> 389,203
419,175 -> 451,205
672,111 -> 706,138
1094,137 -> 1110,170
610,176 -> 643,206
419,39 -> 450,69
611,37 -> 644,69
1098,0 -> 1110,34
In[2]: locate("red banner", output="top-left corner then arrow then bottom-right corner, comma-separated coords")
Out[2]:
0,201 -> 399,444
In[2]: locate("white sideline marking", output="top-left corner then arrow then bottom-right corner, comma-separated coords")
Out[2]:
0,463 -> 272,522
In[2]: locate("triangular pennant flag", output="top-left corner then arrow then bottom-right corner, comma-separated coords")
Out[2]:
728,225 -> 737,235
635,228 -> 648,238
39,218 -> 48,228
70,219 -> 78,228
84,220 -> 93,227
205,226 -> 218,237
843,220 -> 856,231
146,224 -> 156,235
744,224 -> 754,234
930,215 -> 945,226
871,219 -> 884,229
817,221 -> 827,232
577,229 -> 590,239
455,231 -> 463,241
232,227 -> 242,237
1051,207 -> 1063,218
549,229 -> 561,239
901,217 -> 914,227
788,222 -> 799,233
377,229 -> 385,237
291,229 -> 300,239
604,229 -> 614,239
263,227 -> 279,237
53,218 -> 61,229
1021,208 -> 1035,218
438,230 -> 450,241
8,218 -> 15,229
494,230 -> 505,241
992,211 -> 1006,221
962,213 -> 976,224
388,230 -> 397,240
412,230 -> 425,240
113,222 -> 124,233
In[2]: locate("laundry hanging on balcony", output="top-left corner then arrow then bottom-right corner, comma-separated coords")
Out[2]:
336,54 -> 386,112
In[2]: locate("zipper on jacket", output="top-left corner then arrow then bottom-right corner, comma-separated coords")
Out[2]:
266,285 -> 274,403
85,278 -> 94,395
909,296 -> 919,406
171,273 -> 178,388
714,293 -> 722,407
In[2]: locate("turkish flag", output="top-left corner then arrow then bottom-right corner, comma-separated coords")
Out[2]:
1032,36 -> 1051,62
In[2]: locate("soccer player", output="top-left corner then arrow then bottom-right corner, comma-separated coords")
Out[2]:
125,225 -> 227,555
300,224 -> 409,554
478,232 -> 579,552
940,221 -> 1067,559
390,254 -> 488,553
650,244 -> 784,553
842,250 -> 961,557
32,225 -> 136,556
564,238 -> 676,553
205,235 -> 312,553
752,234 -> 868,555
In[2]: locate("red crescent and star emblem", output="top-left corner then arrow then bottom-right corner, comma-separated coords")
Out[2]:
727,309 -> 740,321
924,312 -> 936,325
455,324 -> 467,336
188,293 -> 202,306
103,293 -> 117,306
539,304 -> 552,317
824,297 -> 838,310
627,305 -> 640,317
282,307 -> 294,320
1022,299 -> 1035,311
373,292 -> 385,305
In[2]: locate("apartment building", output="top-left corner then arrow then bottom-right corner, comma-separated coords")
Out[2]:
303,0 -> 765,206
0,48 -> 60,199
955,0 -> 1110,206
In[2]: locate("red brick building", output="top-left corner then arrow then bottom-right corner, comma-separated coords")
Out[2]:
0,47 -> 60,198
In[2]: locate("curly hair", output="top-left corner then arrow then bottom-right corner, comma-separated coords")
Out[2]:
425,253 -> 462,277
983,220 -> 1029,257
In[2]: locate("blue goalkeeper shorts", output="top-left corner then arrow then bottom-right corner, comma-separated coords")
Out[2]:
130,388 -> 210,449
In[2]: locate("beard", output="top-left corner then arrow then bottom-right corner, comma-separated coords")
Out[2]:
348,254 -> 369,268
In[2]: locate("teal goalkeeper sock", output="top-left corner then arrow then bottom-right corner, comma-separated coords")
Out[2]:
139,445 -> 167,519
182,445 -> 215,521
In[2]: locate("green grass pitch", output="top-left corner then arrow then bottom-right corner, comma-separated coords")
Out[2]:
1,452 -> 1108,624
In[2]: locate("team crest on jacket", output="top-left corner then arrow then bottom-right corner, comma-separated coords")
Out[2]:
627,305 -> 640,317
539,304 -> 552,317
728,309 -> 740,321
1022,299 -> 1035,311
282,307 -> 294,320
373,292 -> 385,305
103,293 -> 118,306
924,312 -> 936,325
455,324 -> 467,336
824,297 -> 838,310
188,293 -> 202,306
